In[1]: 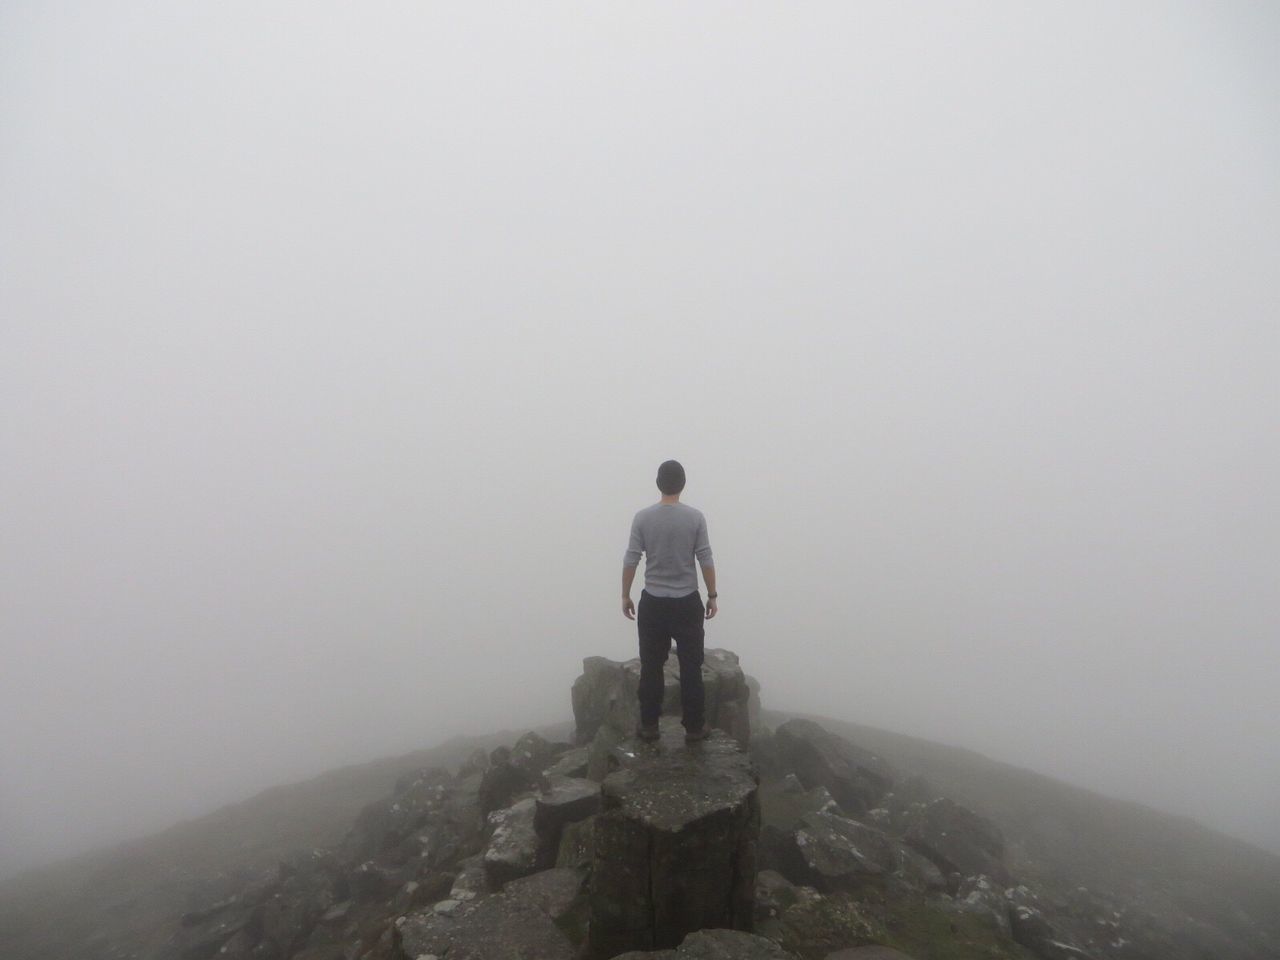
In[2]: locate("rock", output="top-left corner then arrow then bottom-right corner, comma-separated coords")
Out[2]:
502,868 -> 587,926
746,675 -> 763,727
318,899 -> 352,924
901,797 -> 1008,888
342,768 -> 455,862
556,814 -> 596,869
390,878 -> 439,914
613,929 -> 798,959
587,722 -> 629,782
395,887 -> 577,960
749,726 -> 786,782
887,843 -> 947,893
338,764 -> 481,890
943,874 -> 1010,935
760,773 -> 844,877
477,735 -> 561,815
458,746 -> 491,777
348,858 -> 403,902
544,745 -> 591,779
677,928 -> 798,957
764,773 -> 843,820
754,885 -> 879,958
824,948 -> 918,959
483,798 -> 540,887
755,870 -> 801,923
449,854 -> 492,901
395,869 -> 585,958
505,867 -> 592,946
510,731 -> 563,772
534,777 -> 601,866
235,850 -> 343,958
789,811 -> 899,889
163,902 -> 257,960
773,720 -> 894,817
761,775 -> 944,896
479,756 -> 539,817
292,946 -> 347,960
1006,885 -> 1097,959
571,648 -> 753,746
589,719 -> 760,957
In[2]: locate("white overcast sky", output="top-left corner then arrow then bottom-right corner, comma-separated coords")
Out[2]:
1,1 -> 1277,878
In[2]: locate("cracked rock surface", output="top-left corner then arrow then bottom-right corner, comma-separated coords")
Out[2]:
589,718 -> 761,958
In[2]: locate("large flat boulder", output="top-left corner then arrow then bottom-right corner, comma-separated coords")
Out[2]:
589,719 -> 760,957
791,811 -> 899,887
572,648 -> 753,745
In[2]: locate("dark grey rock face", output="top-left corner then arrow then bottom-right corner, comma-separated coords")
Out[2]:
759,773 -> 843,878
480,751 -> 540,816
556,814 -> 596,869
773,720 -> 894,817
535,776 -> 601,867
510,730 -> 563,770
479,733 -> 567,816
589,719 -> 760,958
501,868 -> 587,926
901,796 -> 1009,888
572,648 -> 753,746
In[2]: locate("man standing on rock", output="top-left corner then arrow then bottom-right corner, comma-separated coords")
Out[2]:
621,459 -> 718,744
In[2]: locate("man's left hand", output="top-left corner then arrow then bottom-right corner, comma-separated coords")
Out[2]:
623,597 -> 635,620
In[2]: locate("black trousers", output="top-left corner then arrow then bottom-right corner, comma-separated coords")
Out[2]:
636,588 -> 705,729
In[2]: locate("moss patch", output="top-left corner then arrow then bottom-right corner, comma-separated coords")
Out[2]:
876,895 -> 1034,960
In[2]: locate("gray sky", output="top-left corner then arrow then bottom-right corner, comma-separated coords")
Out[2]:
2,2 -> 1277,879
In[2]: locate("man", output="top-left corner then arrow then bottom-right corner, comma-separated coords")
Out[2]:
621,460 -> 718,743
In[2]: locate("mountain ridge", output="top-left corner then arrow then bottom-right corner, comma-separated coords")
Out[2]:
2,692 -> 1276,960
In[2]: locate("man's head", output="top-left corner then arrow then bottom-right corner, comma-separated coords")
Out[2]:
656,460 -> 686,496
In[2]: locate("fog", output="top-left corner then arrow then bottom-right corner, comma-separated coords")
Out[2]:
1,2 -> 1277,881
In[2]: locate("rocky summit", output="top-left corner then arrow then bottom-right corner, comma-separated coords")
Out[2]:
590,718 -> 759,956
2,647 -> 1279,960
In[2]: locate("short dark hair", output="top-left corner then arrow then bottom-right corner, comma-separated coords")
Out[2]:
656,460 -> 686,495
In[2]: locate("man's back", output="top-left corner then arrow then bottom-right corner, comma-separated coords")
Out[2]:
624,502 -> 713,597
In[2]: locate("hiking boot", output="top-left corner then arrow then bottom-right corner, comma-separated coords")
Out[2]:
684,724 -> 709,743
636,723 -> 660,742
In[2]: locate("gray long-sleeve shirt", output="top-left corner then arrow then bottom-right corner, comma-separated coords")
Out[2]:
623,502 -> 714,597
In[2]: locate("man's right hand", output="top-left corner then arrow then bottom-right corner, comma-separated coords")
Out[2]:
705,597 -> 718,620
623,597 -> 636,620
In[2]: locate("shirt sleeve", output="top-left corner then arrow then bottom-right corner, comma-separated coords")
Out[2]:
694,513 -> 714,565
623,515 -> 644,568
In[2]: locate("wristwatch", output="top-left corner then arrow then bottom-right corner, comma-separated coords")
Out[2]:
707,593 -> 718,599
